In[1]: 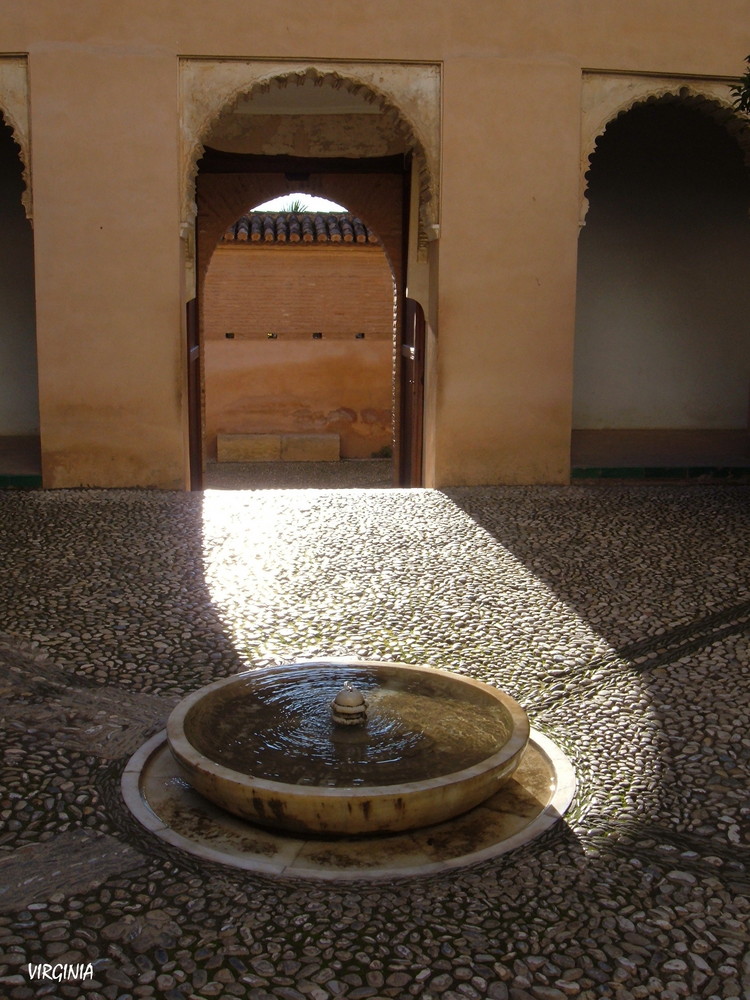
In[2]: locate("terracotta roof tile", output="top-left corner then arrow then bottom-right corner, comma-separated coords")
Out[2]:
222,211 -> 380,246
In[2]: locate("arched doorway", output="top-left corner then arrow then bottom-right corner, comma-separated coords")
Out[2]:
180,62 -> 440,489
573,94 -> 750,476
0,113 -> 39,485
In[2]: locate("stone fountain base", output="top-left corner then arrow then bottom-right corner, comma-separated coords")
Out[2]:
122,729 -> 575,881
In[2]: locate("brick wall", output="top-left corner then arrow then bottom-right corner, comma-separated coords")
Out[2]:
203,241 -> 396,459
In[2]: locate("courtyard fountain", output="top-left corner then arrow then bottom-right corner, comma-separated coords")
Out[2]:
123,659 -> 575,879
166,661 -> 530,836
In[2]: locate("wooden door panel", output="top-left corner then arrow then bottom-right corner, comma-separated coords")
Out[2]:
398,297 -> 425,486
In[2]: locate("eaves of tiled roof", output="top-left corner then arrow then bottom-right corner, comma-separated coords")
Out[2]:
221,211 -> 380,246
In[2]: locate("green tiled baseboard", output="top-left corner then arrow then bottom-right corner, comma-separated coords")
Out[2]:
2,469 -> 747,489
573,467 -> 646,479
0,473 -> 42,489
572,466 -> 750,481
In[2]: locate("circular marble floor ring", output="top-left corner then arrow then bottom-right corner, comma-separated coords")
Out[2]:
122,729 -> 575,881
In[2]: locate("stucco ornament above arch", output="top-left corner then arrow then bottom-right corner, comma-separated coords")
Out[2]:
0,57 -> 32,221
579,73 -> 750,229
179,59 -> 441,237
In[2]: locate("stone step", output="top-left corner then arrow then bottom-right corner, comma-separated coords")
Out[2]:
217,432 -> 340,463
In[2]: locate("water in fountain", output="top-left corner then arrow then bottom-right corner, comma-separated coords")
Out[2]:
167,660 -> 529,835
182,664 -> 512,786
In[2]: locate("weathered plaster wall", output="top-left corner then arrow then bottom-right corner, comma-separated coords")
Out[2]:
197,172 -> 405,468
203,242 -> 394,458
205,342 -> 393,460
1,1 -> 748,486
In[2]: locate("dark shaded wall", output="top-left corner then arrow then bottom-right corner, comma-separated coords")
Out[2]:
0,117 -> 37,434
574,103 -> 750,429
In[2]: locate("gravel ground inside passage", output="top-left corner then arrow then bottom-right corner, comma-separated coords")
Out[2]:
0,483 -> 748,1000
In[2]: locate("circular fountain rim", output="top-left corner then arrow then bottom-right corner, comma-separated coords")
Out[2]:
122,726 -> 576,880
166,659 -> 531,799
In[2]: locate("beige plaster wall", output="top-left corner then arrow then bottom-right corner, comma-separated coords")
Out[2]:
2,2 -> 749,486
434,57 -> 581,484
28,42 -> 185,488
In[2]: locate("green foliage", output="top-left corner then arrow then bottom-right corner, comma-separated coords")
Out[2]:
731,55 -> 750,114
281,198 -> 309,213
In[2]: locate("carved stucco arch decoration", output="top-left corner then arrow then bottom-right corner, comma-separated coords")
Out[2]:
179,59 -> 440,246
0,57 -> 32,221
579,73 -> 750,229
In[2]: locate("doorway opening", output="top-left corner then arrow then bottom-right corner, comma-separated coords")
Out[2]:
0,113 -> 39,487
182,65 -> 438,491
200,187 -> 399,489
573,95 -> 750,479
193,151 -> 414,490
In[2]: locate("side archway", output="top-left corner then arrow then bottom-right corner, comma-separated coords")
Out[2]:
0,60 -> 38,476
573,81 -> 750,471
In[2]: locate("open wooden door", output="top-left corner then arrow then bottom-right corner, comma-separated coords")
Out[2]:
398,297 -> 425,486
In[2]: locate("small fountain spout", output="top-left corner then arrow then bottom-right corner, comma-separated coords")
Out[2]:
331,681 -> 367,727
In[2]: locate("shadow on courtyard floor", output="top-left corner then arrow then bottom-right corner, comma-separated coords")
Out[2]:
0,485 -> 748,1000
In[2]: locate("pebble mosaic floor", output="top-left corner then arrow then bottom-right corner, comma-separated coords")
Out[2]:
0,484 -> 748,1000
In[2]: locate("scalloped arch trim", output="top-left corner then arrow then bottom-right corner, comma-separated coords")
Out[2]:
579,74 -> 750,228
0,57 -> 32,221
179,59 -> 440,237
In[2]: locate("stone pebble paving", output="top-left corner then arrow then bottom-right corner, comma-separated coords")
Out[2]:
0,483 -> 748,1000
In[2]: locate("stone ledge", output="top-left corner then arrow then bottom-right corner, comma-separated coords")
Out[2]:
217,433 -> 281,462
217,433 -> 340,463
